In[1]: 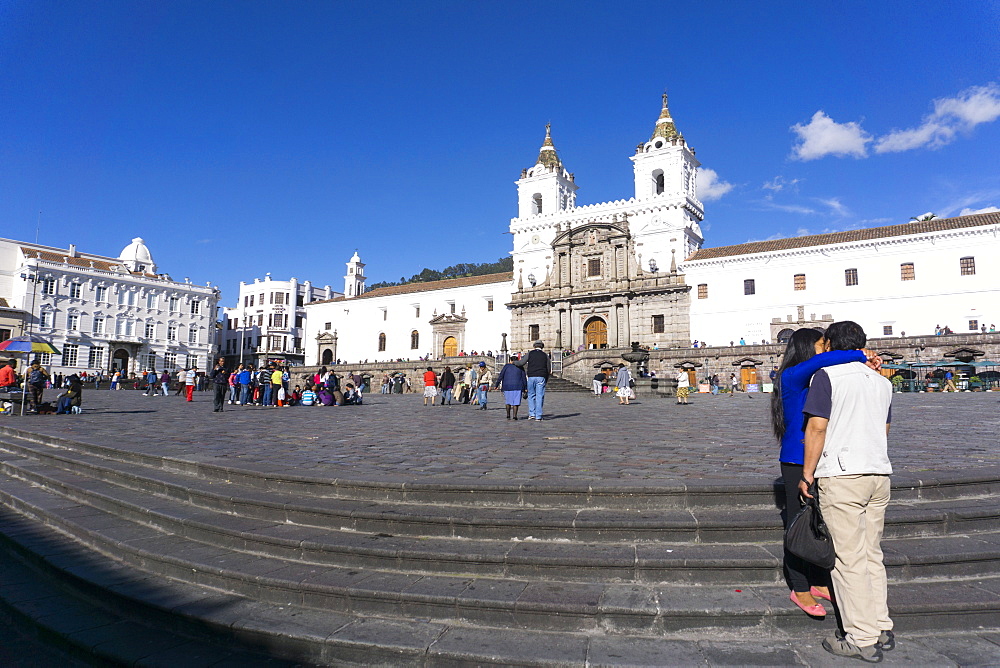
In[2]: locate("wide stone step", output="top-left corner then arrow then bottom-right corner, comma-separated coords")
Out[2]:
6,427 -> 998,510
16,457 -> 1000,587
3,455 -> 1000,587
3,470 -> 1000,642
3,435 -> 998,547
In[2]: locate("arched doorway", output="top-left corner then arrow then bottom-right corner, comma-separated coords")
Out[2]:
777,328 -> 795,344
321,349 -> 333,365
584,317 -> 608,349
112,349 -> 129,373
442,336 -> 458,357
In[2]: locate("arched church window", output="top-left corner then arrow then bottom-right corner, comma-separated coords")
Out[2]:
653,170 -> 665,195
410,330 -> 419,350
532,194 -> 543,215
378,333 -> 386,352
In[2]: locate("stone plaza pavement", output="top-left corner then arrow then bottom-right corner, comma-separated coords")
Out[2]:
1,386 -> 999,666
8,386 -> 1000,485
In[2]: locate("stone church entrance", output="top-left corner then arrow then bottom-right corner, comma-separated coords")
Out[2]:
584,317 -> 608,349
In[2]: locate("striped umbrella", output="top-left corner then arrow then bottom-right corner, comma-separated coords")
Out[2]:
0,334 -> 61,355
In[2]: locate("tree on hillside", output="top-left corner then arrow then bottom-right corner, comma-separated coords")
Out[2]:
365,256 -> 513,291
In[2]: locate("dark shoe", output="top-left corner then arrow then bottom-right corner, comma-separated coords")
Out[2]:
876,630 -> 895,652
822,635 -> 883,663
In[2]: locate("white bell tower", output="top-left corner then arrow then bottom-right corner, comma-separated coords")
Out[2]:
629,93 -> 704,265
515,124 -> 578,219
344,251 -> 366,299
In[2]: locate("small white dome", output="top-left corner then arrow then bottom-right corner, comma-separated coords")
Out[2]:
118,237 -> 156,272
349,251 -> 361,263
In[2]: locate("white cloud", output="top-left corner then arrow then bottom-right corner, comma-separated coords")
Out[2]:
875,83 -> 1000,153
756,200 -> 818,215
938,189 -> 1000,217
697,167 -> 734,201
790,111 -> 872,161
762,176 -> 802,194
959,205 -> 1000,215
816,197 -> 850,217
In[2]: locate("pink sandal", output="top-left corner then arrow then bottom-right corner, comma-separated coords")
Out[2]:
790,591 -> 826,617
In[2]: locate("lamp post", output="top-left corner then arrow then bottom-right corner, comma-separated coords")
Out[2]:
17,264 -> 42,416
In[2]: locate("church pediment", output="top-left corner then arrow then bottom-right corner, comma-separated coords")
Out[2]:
315,332 -> 336,343
673,360 -> 703,368
428,313 -> 468,325
553,221 -> 630,248
731,357 -> 764,367
944,347 -> 984,361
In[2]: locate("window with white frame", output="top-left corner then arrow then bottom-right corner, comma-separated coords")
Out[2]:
41,278 -> 56,295
164,352 -> 177,369
93,317 -> 105,334
146,293 -> 158,309
88,347 -> 105,369
118,290 -> 135,306
169,296 -> 179,312
188,328 -> 198,344
140,353 -> 156,370
37,352 -> 52,365
63,344 -> 79,367
67,314 -> 79,330
190,300 -> 201,315
167,325 -> 177,341
186,355 -> 198,369
39,311 -> 53,328
70,283 -> 82,299
116,319 -> 134,336
95,286 -> 107,302
144,322 -> 156,339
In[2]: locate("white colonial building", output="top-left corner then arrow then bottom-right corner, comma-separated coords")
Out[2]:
0,237 -> 220,376
682,214 -> 1000,345
299,94 -> 999,363
304,253 -> 513,365
220,274 -> 337,368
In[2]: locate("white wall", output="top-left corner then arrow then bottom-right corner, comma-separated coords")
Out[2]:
304,279 -> 515,364
683,224 -> 1000,345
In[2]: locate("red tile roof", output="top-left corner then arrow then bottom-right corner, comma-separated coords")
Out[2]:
686,212 -> 1000,261
309,272 -> 513,305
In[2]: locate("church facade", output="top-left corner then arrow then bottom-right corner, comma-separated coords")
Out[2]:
302,95 -> 999,365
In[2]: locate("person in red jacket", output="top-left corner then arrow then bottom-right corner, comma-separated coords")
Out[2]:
422,367 -> 438,406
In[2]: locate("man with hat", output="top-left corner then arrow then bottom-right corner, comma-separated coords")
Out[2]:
515,340 -> 551,420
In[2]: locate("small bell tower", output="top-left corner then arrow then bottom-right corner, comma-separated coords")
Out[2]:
515,124 -> 578,219
344,251 -> 366,298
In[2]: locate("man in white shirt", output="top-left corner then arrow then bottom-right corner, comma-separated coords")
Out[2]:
800,321 -> 894,663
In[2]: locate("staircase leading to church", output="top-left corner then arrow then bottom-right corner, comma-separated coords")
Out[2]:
1,424 -> 998,665
545,375 -> 591,392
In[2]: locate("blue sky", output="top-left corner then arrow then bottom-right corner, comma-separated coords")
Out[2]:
2,1 -> 998,303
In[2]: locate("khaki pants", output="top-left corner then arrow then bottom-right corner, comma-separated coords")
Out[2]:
819,474 -> 892,648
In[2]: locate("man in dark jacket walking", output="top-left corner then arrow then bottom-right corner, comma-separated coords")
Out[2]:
515,340 -> 551,420
210,358 -> 229,412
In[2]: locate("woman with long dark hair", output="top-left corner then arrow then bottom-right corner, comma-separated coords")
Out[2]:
771,328 -> 866,617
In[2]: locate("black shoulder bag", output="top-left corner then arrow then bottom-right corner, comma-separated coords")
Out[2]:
784,483 -> 836,570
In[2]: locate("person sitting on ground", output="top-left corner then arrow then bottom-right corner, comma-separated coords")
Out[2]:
343,382 -> 363,405
55,374 -> 84,414
287,385 -> 302,406
299,385 -> 318,406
